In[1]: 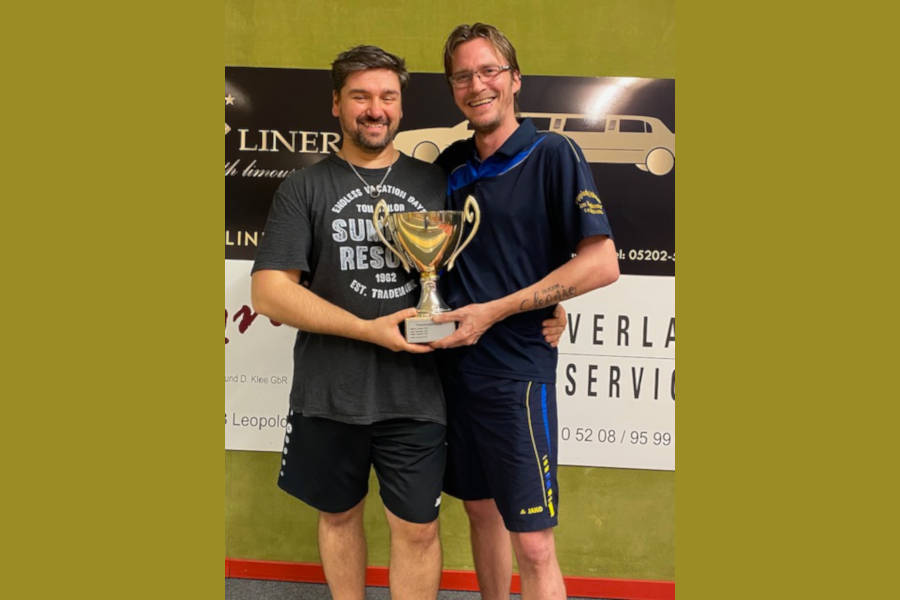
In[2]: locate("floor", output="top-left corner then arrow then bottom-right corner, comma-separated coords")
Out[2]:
224,577 -> 608,599
225,578 -> 513,599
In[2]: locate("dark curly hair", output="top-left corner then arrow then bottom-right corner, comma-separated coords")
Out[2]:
331,45 -> 409,93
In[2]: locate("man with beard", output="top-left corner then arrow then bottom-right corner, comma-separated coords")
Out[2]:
250,46 -> 448,600
429,24 -> 621,600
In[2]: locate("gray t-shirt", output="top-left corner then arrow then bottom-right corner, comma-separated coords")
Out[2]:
252,153 -> 447,425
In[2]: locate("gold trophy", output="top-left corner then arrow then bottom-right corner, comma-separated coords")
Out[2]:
373,195 -> 481,343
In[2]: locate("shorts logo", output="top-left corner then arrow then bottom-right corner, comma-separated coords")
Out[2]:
519,506 -> 545,515
434,496 -> 442,508
576,190 -> 604,214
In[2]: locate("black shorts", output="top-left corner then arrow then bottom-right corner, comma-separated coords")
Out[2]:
278,410 -> 446,523
442,371 -> 559,532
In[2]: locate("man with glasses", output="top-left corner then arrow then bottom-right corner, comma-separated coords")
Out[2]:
430,23 -> 621,600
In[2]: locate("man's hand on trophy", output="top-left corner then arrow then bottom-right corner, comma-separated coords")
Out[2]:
365,308 -> 434,353
541,304 -> 567,348
429,302 -> 502,349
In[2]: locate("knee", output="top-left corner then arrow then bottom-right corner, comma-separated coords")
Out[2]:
392,518 -> 440,548
512,530 -> 556,569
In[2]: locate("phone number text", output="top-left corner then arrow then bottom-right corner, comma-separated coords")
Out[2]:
561,427 -> 673,446
618,248 -> 674,262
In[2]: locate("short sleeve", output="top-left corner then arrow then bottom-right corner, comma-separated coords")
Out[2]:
251,175 -> 313,275
547,135 -> 613,254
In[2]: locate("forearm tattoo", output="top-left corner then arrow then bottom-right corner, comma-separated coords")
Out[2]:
519,283 -> 576,311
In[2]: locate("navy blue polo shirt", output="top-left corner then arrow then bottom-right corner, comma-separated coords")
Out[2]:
435,119 -> 613,383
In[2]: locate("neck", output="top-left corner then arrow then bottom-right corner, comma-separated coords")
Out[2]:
337,143 -> 397,168
474,116 -> 520,161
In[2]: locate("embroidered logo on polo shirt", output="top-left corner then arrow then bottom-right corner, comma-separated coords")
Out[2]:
576,190 -> 605,214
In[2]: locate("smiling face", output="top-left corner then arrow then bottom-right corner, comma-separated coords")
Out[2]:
449,37 -> 521,135
332,68 -> 403,153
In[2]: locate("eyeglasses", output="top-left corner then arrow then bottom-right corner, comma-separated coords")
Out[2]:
448,65 -> 513,88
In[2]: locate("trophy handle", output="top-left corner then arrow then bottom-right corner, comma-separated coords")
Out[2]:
372,199 -> 411,272
445,194 -> 481,271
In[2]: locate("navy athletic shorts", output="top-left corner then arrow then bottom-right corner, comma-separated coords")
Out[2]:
441,370 -> 559,532
278,410 -> 446,523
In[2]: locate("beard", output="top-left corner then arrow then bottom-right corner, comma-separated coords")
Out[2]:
351,117 -> 398,151
468,114 -> 502,134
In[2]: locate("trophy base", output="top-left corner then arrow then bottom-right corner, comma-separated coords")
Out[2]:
404,316 -> 456,343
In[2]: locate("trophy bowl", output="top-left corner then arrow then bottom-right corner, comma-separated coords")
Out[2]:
373,195 -> 480,342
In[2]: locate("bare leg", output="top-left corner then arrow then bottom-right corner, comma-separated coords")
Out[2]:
318,499 -> 367,600
511,528 -> 566,600
383,508 -> 442,600
464,498 -> 512,600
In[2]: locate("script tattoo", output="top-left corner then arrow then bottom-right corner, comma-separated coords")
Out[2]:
520,284 -> 576,311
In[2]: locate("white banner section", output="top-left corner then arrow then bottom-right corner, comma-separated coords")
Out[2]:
556,275 -> 674,470
225,259 -> 296,451
227,262 -> 674,470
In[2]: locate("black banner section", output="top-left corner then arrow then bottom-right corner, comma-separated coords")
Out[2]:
226,67 -> 674,275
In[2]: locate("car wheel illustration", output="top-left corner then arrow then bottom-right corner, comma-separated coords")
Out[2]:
413,141 -> 440,163
643,147 -> 674,176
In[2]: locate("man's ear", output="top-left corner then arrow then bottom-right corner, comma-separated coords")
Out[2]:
331,91 -> 340,118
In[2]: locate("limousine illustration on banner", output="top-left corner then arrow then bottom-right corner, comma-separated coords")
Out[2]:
393,113 -> 675,176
